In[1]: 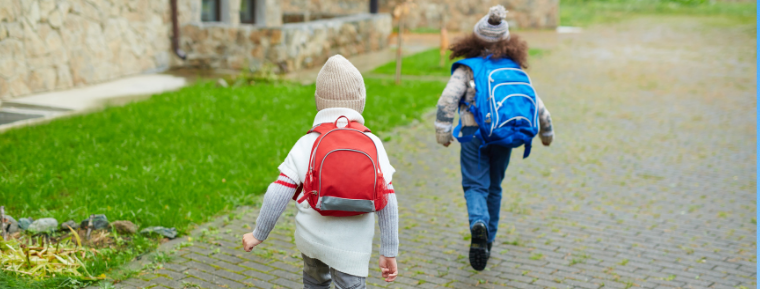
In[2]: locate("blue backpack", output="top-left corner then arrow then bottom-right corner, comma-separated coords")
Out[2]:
451,56 -> 539,159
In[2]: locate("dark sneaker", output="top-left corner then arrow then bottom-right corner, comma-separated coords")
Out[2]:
469,222 -> 489,271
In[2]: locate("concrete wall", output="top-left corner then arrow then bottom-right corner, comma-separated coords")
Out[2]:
179,13 -> 392,73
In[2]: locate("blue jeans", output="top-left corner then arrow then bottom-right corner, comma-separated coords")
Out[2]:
460,126 -> 512,244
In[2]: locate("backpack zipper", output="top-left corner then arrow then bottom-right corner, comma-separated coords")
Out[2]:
495,93 -> 538,128
309,128 -> 379,172
497,116 -> 532,128
316,149 -> 378,210
488,68 -> 534,84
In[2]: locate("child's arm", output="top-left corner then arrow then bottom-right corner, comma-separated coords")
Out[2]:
243,173 -> 298,252
536,96 -> 554,146
376,184 -> 399,282
435,66 -> 471,147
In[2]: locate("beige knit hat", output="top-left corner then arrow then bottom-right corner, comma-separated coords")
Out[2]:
315,55 -> 366,113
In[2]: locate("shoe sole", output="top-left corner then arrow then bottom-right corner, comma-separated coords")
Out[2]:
469,224 -> 488,271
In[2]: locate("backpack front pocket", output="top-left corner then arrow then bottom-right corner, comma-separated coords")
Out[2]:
489,83 -> 537,135
317,149 -> 377,212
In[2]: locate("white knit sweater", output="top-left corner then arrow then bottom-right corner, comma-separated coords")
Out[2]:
278,107 -> 396,277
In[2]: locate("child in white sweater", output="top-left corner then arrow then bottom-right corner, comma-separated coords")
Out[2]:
242,55 -> 399,288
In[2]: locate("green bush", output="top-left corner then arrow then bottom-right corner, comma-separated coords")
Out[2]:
560,0 -> 756,27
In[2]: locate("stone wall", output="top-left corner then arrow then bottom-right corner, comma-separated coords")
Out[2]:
404,0 -> 559,31
0,0 -> 390,99
382,0 -> 558,31
178,13 -> 391,73
282,0 -> 368,15
0,0 -> 201,99
284,0 -> 559,31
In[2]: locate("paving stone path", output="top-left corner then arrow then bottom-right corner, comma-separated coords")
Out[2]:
112,16 -> 756,289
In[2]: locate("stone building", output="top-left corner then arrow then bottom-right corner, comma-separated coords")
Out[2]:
283,0 -> 559,32
0,0 -> 391,99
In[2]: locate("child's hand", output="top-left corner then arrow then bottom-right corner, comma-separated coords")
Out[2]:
242,233 -> 263,252
541,135 -> 553,147
379,255 -> 398,282
437,134 -> 454,147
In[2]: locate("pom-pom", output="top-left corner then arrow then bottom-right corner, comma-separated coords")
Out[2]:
487,5 -> 507,25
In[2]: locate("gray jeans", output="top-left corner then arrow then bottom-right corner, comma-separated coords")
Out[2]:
302,254 -> 366,289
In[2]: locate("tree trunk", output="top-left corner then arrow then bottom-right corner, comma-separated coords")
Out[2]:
1,206 -> 5,240
440,11 -> 449,68
395,15 -> 404,84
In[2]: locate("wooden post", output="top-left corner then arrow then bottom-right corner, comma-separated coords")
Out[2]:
0,206 -> 5,240
304,0 -> 310,22
86,214 -> 94,241
395,8 -> 404,84
370,0 -> 378,13
439,15 -> 448,68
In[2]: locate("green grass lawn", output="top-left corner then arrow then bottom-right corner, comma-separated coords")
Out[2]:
0,79 -> 444,232
0,78 -> 445,287
560,0 -> 756,27
372,48 -> 547,77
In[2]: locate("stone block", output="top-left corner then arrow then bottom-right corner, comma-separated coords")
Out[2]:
23,24 -> 47,57
48,9 -> 62,28
6,22 -> 23,39
0,58 -> 23,79
269,29 -> 282,45
0,77 -> 8,98
8,75 -> 31,97
0,39 -> 23,61
28,67 -> 56,92
25,1 -> 41,31
208,26 -> 227,42
39,0 -> 55,21
42,25 -> 62,53
61,15 -> 85,46
0,1 -> 21,23
182,24 -> 206,43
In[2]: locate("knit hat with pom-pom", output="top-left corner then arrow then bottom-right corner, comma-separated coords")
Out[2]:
314,55 -> 366,113
473,5 -> 510,42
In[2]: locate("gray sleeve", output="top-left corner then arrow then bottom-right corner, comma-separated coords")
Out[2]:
435,66 -> 470,144
536,96 -> 554,145
376,193 -> 399,257
252,181 -> 297,241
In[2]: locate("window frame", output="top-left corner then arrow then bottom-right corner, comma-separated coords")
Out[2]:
201,0 -> 222,22
240,0 -> 256,24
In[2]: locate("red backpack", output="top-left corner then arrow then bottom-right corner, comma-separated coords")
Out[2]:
292,116 -> 391,217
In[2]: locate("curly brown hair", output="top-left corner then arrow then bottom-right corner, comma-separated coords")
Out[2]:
449,33 -> 529,69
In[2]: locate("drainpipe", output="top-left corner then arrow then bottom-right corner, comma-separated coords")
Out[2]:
170,0 -> 186,60
370,0 -> 378,14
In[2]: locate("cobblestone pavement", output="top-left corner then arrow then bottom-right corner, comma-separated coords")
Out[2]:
112,16 -> 756,289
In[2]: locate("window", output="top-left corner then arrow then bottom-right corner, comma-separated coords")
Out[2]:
240,0 -> 256,24
201,0 -> 221,22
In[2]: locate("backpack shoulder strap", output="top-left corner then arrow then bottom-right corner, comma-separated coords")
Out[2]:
452,57 -> 488,75
307,123 -> 335,134
291,184 -> 303,201
309,121 -> 370,134
349,122 -> 371,133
